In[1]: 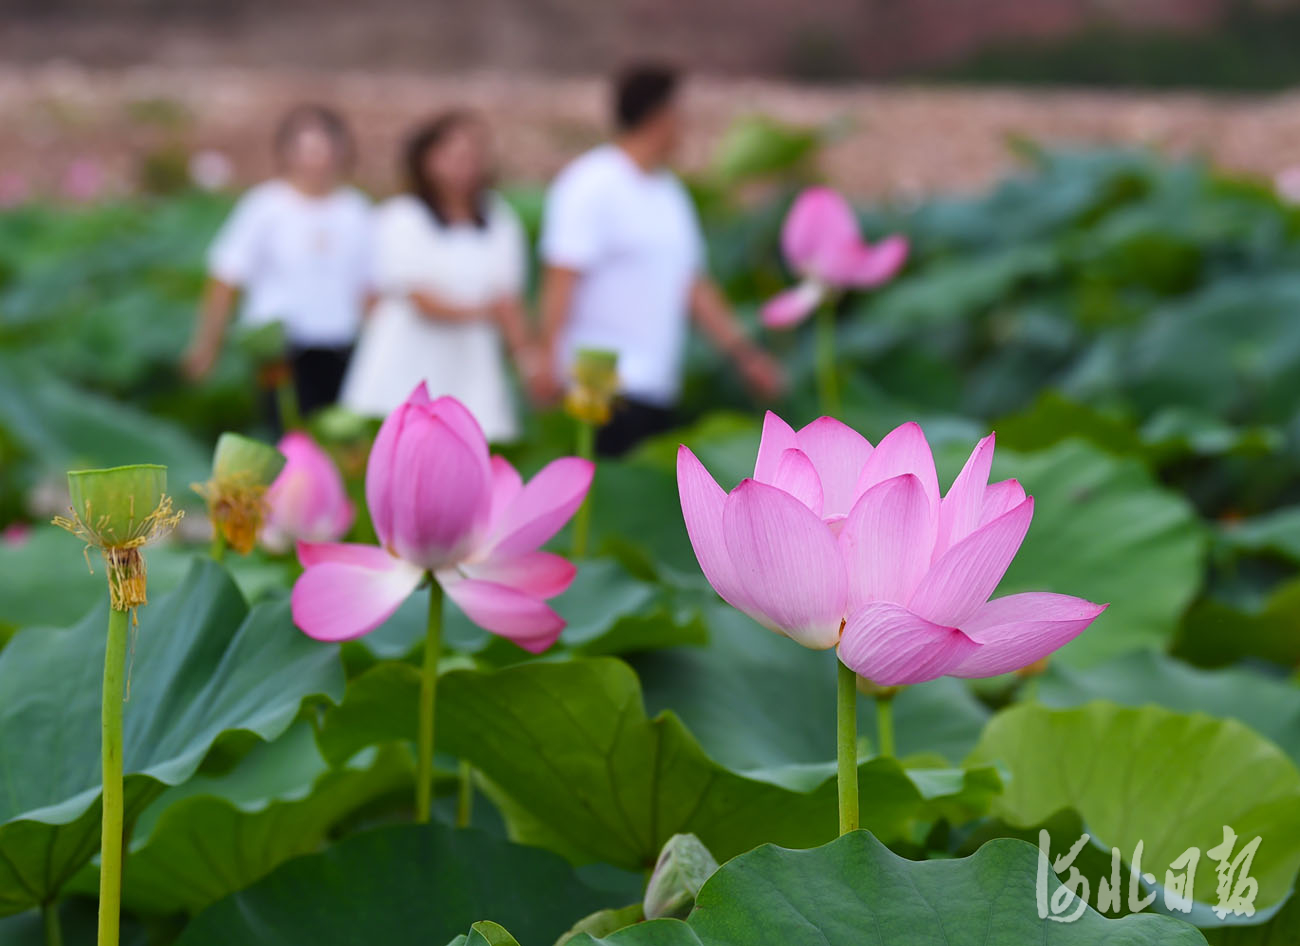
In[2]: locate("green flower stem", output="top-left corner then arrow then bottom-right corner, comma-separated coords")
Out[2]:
42,900 -> 62,946
275,374 -> 302,432
875,694 -> 896,759
456,759 -> 474,828
814,301 -> 840,416
836,659 -> 859,835
415,581 -> 444,824
209,529 -> 225,562
572,419 -> 595,558
98,606 -> 128,946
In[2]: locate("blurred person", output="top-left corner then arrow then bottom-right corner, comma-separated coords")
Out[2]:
536,64 -> 784,457
182,105 -> 372,423
341,111 -> 537,442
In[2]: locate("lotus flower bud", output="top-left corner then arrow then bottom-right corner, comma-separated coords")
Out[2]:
194,433 -> 286,555
642,833 -> 718,920
54,464 -> 182,609
565,348 -> 619,426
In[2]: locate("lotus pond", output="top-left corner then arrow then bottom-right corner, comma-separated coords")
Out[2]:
1,146 -> 1299,945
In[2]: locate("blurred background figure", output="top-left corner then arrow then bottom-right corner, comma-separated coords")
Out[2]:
341,110 -> 535,442
537,64 -> 785,457
181,104 -> 372,427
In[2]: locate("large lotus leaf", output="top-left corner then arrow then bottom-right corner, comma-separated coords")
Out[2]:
978,440 -> 1205,665
317,657 -> 1001,871
173,823 -> 633,946
0,525 -> 293,633
0,559 -> 344,915
1218,506 -> 1300,565
1203,892 -> 1300,945
102,722 -> 410,915
1032,650 -> 1300,765
636,603 -> 991,768
356,557 -> 704,664
1177,578 -> 1300,668
562,831 -> 1207,945
0,357 -> 210,495
1114,275 -> 1300,425
969,702 -> 1300,923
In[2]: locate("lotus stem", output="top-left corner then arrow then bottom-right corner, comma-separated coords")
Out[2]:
275,372 -> 302,432
209,529 -> 225,562
875,694 -> 896,759
814,301 -> 840,416
572,419 -> 595,558
98,606 -> 128,946
835,659 -> 859,835
415,582 -> 444,823
42,900 -> 62,946
456,759 -> 474,828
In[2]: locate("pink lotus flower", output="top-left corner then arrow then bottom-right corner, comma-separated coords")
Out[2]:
61,158 -> 106,203
291,385 -> 592,653
677,412 -> 1104,685
261,432 -> 355,554
762,187 -> 908,329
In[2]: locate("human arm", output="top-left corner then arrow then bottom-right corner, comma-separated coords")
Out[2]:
529,265 -> 579,403
690,276 -> 785,400
407,289 -> 488,324
181,277 -> 239,380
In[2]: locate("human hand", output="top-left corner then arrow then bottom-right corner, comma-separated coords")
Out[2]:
735,345 -> 786,402
518,346 -> 562,405
181,340 -> 218,382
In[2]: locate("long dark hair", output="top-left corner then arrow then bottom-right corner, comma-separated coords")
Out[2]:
404,110 -> 491,228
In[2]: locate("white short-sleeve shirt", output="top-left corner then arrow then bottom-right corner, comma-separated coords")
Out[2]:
341,193 -> 525,442
208,180 -> 373,348
541,145 -> 703,406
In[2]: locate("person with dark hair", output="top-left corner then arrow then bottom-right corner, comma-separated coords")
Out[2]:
536,64 -> 784,456
182,104 -> 372,423
340,111 -> 537,441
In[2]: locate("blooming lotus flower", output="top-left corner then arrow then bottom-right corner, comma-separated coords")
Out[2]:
292,385 -> 593,653
762,187 -> 908,329
677,413 -> 1105,685
261,432 -> 355,553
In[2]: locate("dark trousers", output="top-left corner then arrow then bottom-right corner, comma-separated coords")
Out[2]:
264,344 -> 353,434
596,398 -> 677,458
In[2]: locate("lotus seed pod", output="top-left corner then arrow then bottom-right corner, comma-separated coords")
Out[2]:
55,463 -> 181,610
212,432 -> 287,487
565,348 -> 620,426
642,833 -> 719,920
66,464 -> 168,548
197,434 -> 286,555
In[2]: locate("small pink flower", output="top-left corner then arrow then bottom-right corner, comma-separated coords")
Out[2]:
291,385 -> 593,653
61,158 -> 106,203
678,412 -> 1104,685
2,522 -> 30,547
762,187 -> 908,329
261,432 -> 355,554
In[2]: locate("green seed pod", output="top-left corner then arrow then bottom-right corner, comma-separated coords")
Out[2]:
642,833 -> 719,921
56,463 -> 181,610
234,320 -> 288,363
211,432 -> 287,487
66,464 -> 168,548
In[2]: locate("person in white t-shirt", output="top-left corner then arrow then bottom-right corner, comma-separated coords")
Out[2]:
182,105 -> 373,426
537,65 -> 784,456
341,111 -> 537,442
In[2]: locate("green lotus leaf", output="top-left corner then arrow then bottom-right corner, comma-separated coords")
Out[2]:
173,824 -> 633,946
969,702 -> 1300,923
0,560 -> 343,915
317,657 -> 1002,870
